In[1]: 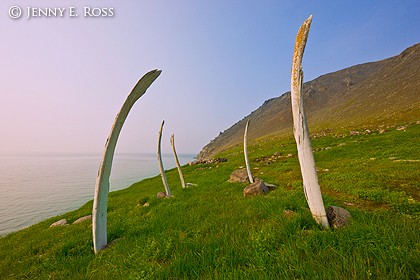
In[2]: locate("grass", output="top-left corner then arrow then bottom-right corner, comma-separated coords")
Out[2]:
0,123 -> 419,279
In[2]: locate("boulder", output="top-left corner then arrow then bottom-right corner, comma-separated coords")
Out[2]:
50,219 -> 67,227
73,215 -> 92,224
243,179 -> 269,197
326,206 -> 352,228
265,183 -> 277,190
228,168 -> 249,183
157,192 -> 167,198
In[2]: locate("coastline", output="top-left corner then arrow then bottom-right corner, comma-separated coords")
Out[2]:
0,153 -> 195,236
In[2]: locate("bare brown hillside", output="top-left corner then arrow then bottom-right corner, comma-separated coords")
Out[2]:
198,43 -> 420,159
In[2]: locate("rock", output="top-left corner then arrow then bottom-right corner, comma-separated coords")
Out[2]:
143,202 -> 150,207
50,219 -> 67,227
214,157 -> 228,163
243,179 -> 269,197
265,183 -> 277,190
189,157 -> 228,165
157,192 -> 167,198
73,215 -> 92,224
326,206 -> 352,228
283,210 -> 295,217
228,168 -> 249,183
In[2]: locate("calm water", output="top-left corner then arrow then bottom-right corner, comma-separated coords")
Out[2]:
0,153 -> 194,236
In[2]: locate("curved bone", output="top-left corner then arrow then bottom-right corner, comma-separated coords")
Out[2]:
157,120 -> 172,197
244,120 -> 254,183
92,69 -> 162,253
170,134 -> 186,188
290,16 -> 329,228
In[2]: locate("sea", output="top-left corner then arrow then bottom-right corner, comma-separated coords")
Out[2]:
0,153 -> 195,236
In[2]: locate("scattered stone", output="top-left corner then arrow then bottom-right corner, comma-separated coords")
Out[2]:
378,129 -> 385,134
326,206 -> 352,228
396,126 -> 406,131
73,215 -> 92,224
228,168 -> 249,183
143,202 -> 150,207
343,202 -> 355,206
283,210 -> 296,217
286,153 -> 293,157
325,146 -> 332,150
189,157 -> 228,165
157,192 -> 167,198
215,157 -> 228,163
350,131 -> 360,136
50,219 -> 67,227
243,179 -> 269,197
316,167 -> 330,172
393,159 -> 420,163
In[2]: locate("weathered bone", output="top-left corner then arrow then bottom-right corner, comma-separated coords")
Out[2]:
92,69 -> 162,253
290,16 -> 329,228
244,120 -> 254,183
170,134 -> 186,188
157,120 -> 172,197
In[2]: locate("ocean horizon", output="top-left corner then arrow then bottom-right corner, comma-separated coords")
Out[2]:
0,152 -> 195,236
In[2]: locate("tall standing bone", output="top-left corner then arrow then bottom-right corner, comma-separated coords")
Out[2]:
244,120 -> 254,183
290,15 -> 329,228
157,120 -> 172,197
92,69 -> 162,253
170,134 -> 186,188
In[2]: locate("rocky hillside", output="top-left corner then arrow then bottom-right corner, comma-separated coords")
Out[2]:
198,43 -> 420,159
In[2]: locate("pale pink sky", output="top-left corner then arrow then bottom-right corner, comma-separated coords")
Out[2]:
1,0 -> 419,155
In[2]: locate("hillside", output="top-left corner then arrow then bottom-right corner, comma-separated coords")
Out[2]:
1,123 -> 419,279
198,43 -> 420,159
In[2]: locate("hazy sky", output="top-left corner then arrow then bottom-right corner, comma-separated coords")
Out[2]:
1,0 -> 419,155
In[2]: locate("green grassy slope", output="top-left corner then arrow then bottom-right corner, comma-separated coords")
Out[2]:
0,124 -> 419,279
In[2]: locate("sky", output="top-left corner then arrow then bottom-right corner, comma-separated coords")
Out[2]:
1,0 -> 419,155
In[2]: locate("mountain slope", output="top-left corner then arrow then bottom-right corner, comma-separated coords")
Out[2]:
198,43 -> 420,159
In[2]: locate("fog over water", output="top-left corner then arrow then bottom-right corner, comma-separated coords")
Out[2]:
0,153 -> 194,236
